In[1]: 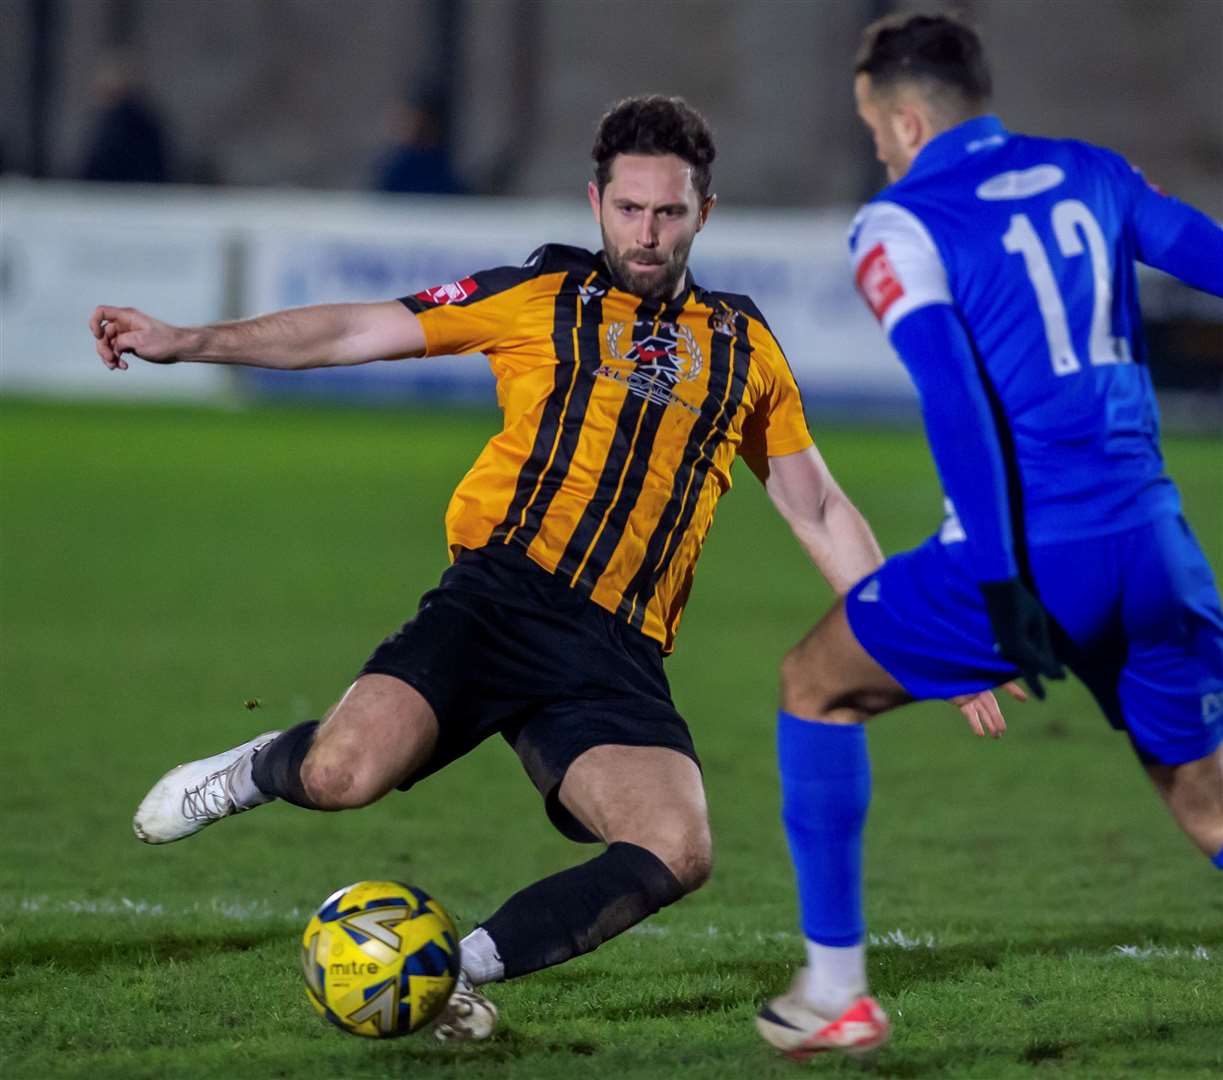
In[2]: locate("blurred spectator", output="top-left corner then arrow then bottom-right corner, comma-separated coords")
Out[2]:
370,93 -> 463,195
80,54 -> 169,183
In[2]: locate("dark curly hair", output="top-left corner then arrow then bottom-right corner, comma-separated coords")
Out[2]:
856,12 -> 991,108
592,95 -> 716,199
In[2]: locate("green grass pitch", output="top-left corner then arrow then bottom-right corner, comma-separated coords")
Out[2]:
1,398 -> 1220,1079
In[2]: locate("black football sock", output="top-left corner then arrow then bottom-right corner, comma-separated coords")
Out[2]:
479,841 -> 684,979
250,721 -> 320,809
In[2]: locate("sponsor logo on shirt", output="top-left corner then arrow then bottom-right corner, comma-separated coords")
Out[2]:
855,243 -> 904,322
1203,691 -> 1223,725
857,576 -> 881,603
975,165 -> 1065,201
415,277 -> 478,305
596,320 -> 703,414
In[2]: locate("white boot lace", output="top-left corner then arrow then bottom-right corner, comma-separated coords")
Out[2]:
181,761 -> 242,823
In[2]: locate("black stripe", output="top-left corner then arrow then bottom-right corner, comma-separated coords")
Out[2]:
964,326 -> 1032,586
622,309 -> 751,628
553,297 -> 663,581
489,272 -> 584,543
965,327 -> 1081,666
510,279 -> 606,548
566,293 -> 691,589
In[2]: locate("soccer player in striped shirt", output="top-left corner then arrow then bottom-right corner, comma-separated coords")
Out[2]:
91,95 -> 1010,1040
758,12 -> 1223,1060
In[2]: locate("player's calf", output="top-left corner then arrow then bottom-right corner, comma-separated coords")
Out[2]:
255,674 -> 440,810
477,840 -> 687,979
1143,745 -> 1223,864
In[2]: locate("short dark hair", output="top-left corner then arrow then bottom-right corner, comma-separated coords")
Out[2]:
592,95 -> 716,199
855,12 -> 991,108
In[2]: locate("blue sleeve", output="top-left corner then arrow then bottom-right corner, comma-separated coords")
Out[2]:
889,304 -> 1018,584
1125,169 -> 1223,297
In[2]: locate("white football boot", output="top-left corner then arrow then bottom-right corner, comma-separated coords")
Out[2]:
133,731 -> 281,844
432,970 -> 500,1042
756,969 -> 890,1060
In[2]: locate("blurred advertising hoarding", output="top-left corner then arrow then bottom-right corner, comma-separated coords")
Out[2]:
1,182 -> 907,415
1,183 -> 230,400
20,183 -> 1214,423
241,197 -> 910,416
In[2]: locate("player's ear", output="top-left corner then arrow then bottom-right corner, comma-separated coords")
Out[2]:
894,105 -> 924,154
697,193 -> 717,230
587,181 -> 602,224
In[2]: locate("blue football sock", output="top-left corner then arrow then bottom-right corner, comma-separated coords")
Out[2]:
1212,844 -> 1223,871
777,710 -> 870,947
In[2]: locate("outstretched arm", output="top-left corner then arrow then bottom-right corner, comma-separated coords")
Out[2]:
763,445 -> 1020,735
90,300 -> 426,372
763,445 -> 883,595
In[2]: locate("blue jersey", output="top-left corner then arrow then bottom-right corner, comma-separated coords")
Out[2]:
849,115 -> 1223,583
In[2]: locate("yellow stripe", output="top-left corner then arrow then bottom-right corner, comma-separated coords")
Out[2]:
504,269 -> 601,543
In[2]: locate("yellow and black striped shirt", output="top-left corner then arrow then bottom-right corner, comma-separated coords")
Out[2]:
400,244 -> 813,652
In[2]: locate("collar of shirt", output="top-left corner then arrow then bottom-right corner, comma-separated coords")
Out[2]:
905,114 -> 1009,180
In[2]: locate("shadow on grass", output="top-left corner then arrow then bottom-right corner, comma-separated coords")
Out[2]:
593,921 -> 1223,1024
868,1013 -> 1210,1078
0,927 -> 289,978
868,922 -> 1223,996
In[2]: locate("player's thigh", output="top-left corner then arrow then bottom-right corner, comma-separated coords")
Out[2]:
557,743 -> 711,887
1115,515 -> 1223,766
782,598 -> 911,720
304,674 -> 440,805
821,538 -> 1017,710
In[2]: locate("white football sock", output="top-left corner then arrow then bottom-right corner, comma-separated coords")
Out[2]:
459,926 -> 505,985
800,939 -> 867,1016
232,748 -> 273,808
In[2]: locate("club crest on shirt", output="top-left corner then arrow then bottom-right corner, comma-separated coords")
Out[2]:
855,243 -> 904,322
596,321 -> 703,414
414,277 -> 478,305
707,305 -> 737,338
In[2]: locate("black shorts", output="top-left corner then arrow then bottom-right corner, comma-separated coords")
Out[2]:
359,543 -> 699,842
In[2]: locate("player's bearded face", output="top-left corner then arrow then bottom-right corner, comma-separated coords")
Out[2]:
602,226 -> 695,302
591,154 -> 713,302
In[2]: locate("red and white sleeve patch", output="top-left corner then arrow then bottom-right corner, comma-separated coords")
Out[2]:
414,276 -> 478,305
855,243 -> 905,322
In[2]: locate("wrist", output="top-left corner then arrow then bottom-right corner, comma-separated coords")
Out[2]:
178,325 -> 211,362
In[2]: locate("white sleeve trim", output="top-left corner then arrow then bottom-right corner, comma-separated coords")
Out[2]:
849,201 -> 952,335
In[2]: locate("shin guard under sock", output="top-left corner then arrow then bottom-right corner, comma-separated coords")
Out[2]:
480,841 -> 684,979
250,721 -> 320,808
777,710 -> 871,947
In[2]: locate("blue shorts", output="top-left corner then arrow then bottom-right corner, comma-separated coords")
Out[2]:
846,513 -> 1223,766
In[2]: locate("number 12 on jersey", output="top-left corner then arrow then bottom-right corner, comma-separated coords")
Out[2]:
1002,198 -> 1132,376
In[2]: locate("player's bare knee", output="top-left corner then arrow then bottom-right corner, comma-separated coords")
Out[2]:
675,841 -> 714,894
300,755 -> 379,810
643,825 -> 713,894
780,645 -> 833,717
